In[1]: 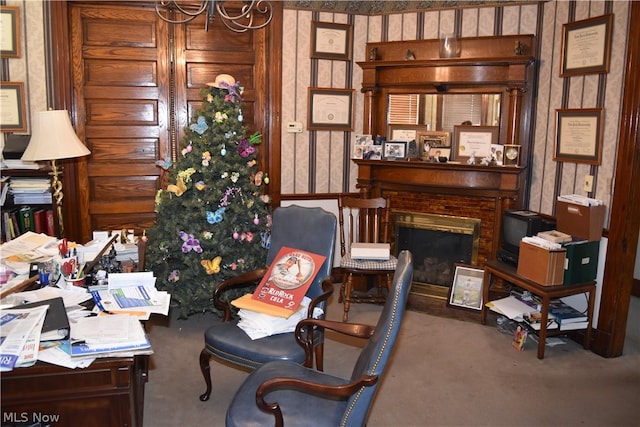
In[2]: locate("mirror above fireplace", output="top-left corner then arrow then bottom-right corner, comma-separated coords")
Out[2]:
358,34 -> 536,163
387,93 -> 502,133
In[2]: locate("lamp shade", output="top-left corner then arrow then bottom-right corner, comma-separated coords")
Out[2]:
21,110 -> 91,161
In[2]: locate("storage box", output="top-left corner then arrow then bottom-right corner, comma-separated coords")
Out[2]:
517,241 -> 567,286
556,200 -> 605,241
350,243 -> 390,260
563,240 -> 599,285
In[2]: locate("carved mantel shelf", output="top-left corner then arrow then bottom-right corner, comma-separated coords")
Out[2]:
354,160 -> 523,196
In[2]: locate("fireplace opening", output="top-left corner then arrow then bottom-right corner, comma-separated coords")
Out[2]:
392,211 -> 480,300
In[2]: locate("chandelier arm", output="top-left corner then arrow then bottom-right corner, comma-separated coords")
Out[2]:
216,0 -> 272,31
155,0 -> 207,24
156,0 -> 272,31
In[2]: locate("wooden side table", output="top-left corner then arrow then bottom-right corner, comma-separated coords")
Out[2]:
480,260 -> 596,359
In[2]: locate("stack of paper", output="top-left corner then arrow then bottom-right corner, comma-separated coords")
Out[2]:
486,296 -> 537,320
65,314 -> 151,357
9,178 -> 52,204
236,296 -> 323,340
557,194 -> 603,207
90,272 -> 170,320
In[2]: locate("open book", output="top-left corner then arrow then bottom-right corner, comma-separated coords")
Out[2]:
232,246 -> 325,318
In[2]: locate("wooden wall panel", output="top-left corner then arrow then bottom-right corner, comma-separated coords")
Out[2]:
70,4 -> 170,241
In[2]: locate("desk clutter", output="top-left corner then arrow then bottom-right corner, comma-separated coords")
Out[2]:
0,230 -> 170,372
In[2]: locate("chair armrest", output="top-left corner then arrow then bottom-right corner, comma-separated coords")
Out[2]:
256,374 -> 379,427
294,317 -> 375,362
305,279 -> 334,319
213,267 -> 268,321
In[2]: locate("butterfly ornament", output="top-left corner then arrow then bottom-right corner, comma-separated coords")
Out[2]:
238,138 -> 256,158
206,207 -> 225,224
167,176 -> 187,196
189,116 -> 208,135
201,256 -> 222,274
155,155 -> 172,170
179,231 -> 203,253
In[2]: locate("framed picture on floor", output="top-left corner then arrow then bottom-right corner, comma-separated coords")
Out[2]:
448,264 -> 484,311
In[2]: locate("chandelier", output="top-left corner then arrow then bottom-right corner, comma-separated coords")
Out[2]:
155,0 -> 273,32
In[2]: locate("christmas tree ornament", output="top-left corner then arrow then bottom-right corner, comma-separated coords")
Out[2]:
221,145 -> 227,156
238,109 -> 243,122
201,256 -> 222,274
155,154 -> 173,170
253,213 -> 259,225
233,229 -> 239,240
190,116 -> 208,134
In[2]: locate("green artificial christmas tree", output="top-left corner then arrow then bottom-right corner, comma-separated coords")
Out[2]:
145,74 -> 271,318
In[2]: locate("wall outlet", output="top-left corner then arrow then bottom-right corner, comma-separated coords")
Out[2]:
584,175 -> 594,192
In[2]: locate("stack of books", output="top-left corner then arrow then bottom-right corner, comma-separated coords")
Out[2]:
522,299 -> 589,331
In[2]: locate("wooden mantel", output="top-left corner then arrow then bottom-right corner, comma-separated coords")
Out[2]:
354,159 -> 524,262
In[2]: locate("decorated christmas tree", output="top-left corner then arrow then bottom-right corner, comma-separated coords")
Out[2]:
145,74 -> 271,318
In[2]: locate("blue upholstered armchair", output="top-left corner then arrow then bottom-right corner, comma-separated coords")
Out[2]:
225,250 -> 413,427
199,205 -> 337,401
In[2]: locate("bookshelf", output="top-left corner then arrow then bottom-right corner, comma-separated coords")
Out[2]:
1,167 -> 58,241
480,260 -> 596,359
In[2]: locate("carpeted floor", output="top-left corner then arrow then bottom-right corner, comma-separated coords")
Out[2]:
143,288 -> 640,426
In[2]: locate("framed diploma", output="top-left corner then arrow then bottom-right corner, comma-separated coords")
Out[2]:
554,108 -> 604,165
0,6 -> 20,58
308,88 -> 354,131
560,14 -> 613,77
310,21 -> 352,61
0,82 -> 27,133
452,126 -> 499,163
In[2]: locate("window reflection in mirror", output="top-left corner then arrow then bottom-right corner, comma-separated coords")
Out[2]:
387,93 -> 501,133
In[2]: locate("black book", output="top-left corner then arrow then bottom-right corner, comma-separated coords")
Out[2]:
9,297 -> 70,341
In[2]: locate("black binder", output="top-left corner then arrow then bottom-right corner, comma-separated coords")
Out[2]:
9,296 -> 70,341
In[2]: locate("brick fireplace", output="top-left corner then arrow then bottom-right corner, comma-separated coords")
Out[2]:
354,159 -> 524,319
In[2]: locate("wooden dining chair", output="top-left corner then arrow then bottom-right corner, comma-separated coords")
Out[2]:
337,194 -> 397,321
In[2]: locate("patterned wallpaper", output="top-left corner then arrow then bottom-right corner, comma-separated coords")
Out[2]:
280,1 -> 631,229
3,0 -> 46,136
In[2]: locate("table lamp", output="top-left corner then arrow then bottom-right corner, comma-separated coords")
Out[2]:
21,110 -> 91,237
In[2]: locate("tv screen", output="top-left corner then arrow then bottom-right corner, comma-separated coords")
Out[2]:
499,210 -> 549,264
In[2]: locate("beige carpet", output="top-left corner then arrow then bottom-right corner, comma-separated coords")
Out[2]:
143,288 -> 640,426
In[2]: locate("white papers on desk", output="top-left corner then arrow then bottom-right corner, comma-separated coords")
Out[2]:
91,272 -> 170,319
486,296 -> 536,320
67,314 -> 151,356
107,272 -> 156,289
0,231 -> 56,260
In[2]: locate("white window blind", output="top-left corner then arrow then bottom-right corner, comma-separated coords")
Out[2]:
387,94 -> 419,124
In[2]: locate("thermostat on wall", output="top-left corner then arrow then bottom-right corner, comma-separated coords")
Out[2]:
286,122 -> 303,133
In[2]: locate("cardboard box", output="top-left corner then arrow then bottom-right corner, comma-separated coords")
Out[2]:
563,240 -> 599,285
556,200 -> 605,241
517,241 -> 567,286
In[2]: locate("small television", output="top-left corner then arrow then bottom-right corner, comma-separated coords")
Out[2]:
497,210 -> 555,265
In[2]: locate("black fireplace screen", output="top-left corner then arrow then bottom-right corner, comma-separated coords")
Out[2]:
393,211 -> 480,288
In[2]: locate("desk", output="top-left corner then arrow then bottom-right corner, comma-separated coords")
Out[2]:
481,260 -> 595,359
1,355 -> 148,427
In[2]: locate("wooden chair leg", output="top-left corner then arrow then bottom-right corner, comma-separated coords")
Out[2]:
343,274 -> 353,322
199,348 -> 213,401
338,272 -> 348,303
